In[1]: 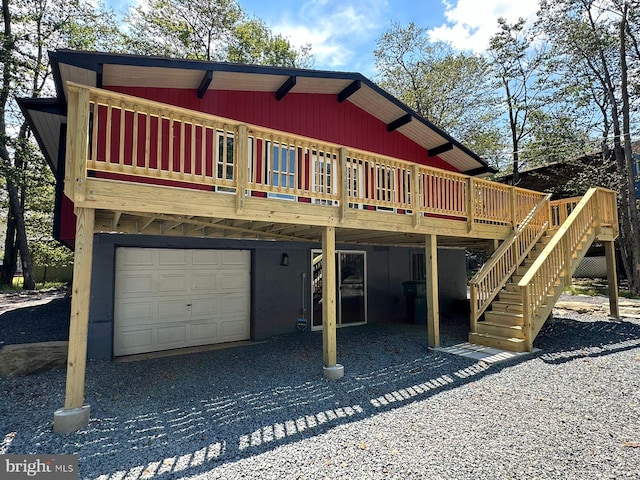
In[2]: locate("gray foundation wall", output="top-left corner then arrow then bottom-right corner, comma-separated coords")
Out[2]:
87,233 -> 467,359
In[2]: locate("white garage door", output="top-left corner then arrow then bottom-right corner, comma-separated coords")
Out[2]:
114,248 -> 250,356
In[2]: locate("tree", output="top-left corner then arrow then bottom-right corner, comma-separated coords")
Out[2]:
487,18 -> 551,185
1,0 -> 121,289
374,22 -> 504,167
124,0 -> 312,67
537,0 -> 640,293
227,18 -> 312,68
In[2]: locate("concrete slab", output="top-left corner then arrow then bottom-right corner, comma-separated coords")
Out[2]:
432,342 -> 538,364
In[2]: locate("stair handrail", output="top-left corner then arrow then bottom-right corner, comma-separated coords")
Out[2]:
517,187 -> 601,349
469,193 -> 551,331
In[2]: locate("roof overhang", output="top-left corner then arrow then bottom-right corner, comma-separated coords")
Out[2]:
18,98 -> 66,172
24,49 -> 495,176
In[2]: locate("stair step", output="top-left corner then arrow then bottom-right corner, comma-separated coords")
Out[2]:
476,321 -> 525,339
492,301 -> 523,313
484,310 -> 524,326
498,290 -> 522,301
504,283 -> 520,293
468,332 -> 527,352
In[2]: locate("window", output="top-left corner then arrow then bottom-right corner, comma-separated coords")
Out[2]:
267,142 -> 296,200
216,131 -> 234,181
311,150 -> 337,205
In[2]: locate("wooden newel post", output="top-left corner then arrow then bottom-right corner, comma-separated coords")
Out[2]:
563,234 -> 572,286
469,283 -> 478,334
467,177 -> 475,232
339,147 -> 348,221
522,284 -> 532,352
510,187 -> 518,229
236,124 -> 248,214
66,85 -> 90,203
54,207 -> 95,433
412,164 -> 421,228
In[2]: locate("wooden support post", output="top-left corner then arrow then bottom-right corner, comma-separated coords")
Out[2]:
605,240 -> 620,319
236,124 -> 248,214
322,226 -> 337,366
425,234 -> 440,347
65,207 -> 95,409
54,207 -> 95,433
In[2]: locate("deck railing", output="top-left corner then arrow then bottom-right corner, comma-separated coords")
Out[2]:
468,193 -> 551,329
518,187 -> 617,349
68,81 -> 550,229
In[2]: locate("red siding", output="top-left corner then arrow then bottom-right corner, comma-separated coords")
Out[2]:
107,87 -> 456,172
59,194 -> 76,244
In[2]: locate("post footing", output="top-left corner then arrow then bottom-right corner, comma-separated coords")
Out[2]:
322,364 -> 344,380
53,405 -> 90,433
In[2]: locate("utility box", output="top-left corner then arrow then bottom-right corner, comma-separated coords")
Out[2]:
402,280 -> 427,324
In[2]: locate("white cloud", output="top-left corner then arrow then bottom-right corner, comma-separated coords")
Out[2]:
428,0 -> 540,52
269,0 -> 387,70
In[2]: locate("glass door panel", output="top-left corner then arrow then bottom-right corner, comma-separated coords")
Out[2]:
339,252 -> 366,325
311,251 -> 324,329
310,250 -> 366,330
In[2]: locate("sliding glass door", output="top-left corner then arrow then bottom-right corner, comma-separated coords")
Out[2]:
311,250 -> 366,330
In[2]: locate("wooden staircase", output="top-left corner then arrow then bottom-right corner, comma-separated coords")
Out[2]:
468,187 -> 618,353
469,230 -> 554,352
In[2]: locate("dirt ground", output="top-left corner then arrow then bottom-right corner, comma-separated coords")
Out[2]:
0,287 -> 68,315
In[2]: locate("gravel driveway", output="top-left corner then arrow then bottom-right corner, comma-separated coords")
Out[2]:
1,292 -> 639,479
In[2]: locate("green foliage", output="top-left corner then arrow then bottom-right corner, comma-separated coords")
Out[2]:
487,17 -> 551,179
227,18 -> 312,68
374,22 -> 504,168
123,0 -> 312,67
1,0 -> 122,288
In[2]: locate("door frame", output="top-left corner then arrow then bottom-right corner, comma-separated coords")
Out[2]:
310,249 -> 367,331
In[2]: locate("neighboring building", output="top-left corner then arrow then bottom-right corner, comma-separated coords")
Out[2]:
500,143 -> 640,198
20,50 -> 618,432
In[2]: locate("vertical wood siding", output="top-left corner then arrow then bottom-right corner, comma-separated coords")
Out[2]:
107,87 -> 457,172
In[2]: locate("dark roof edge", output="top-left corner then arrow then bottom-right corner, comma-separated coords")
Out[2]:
464,165 -> 498,176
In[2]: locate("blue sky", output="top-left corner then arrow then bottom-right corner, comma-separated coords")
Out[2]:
107,0 -> 540,77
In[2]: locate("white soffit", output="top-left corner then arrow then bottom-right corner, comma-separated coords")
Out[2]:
59,63 -> 96,98
102,64 -> 202,89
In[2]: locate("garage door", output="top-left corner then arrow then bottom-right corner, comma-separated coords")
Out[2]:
114,248 -> 250,356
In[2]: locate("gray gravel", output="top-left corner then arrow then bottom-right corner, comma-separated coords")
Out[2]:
1,296 -> 639,479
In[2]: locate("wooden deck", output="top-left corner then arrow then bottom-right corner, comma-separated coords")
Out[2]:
66,82 -> 550,249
